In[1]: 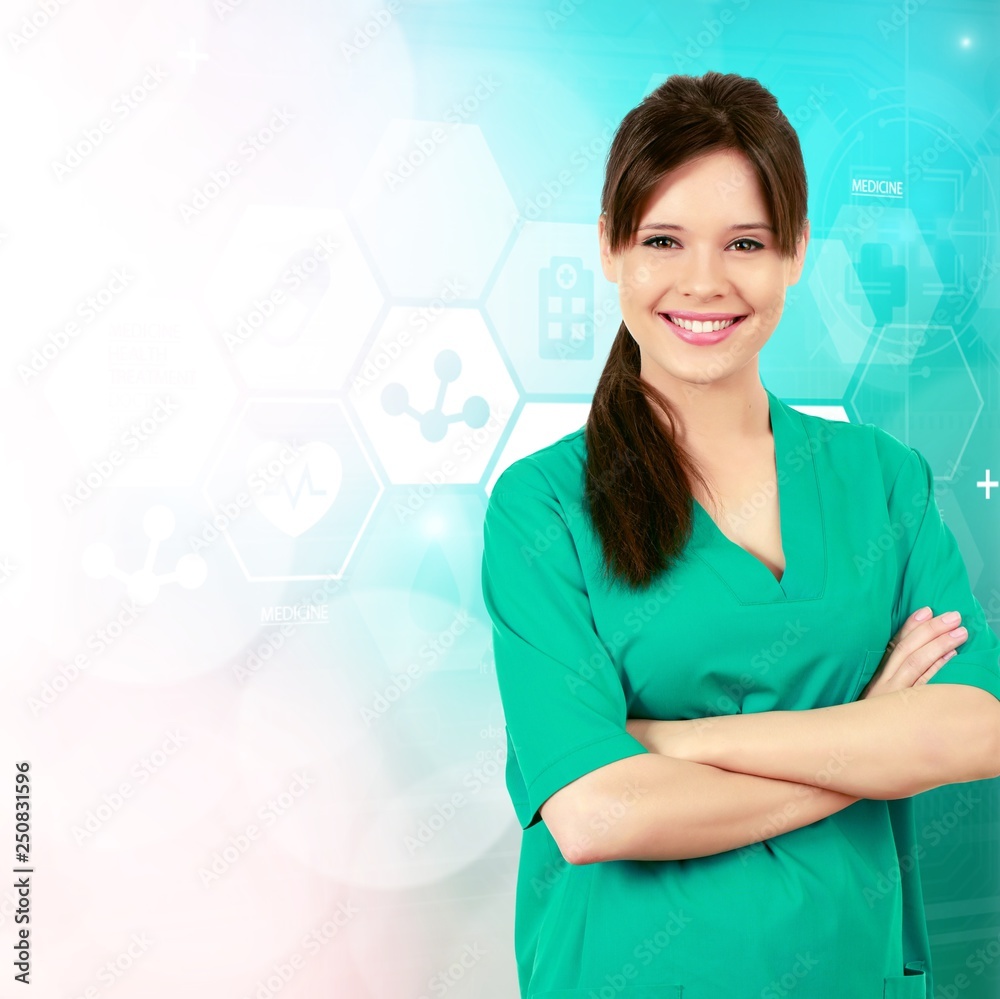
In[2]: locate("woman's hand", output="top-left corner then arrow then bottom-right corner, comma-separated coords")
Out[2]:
860,606 -> 967,699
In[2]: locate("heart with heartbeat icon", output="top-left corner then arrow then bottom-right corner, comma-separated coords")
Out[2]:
246,441 -> 342,537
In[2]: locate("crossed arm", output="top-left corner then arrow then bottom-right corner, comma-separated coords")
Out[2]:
542,683 -> 1000,866
628,681 -> 1000,799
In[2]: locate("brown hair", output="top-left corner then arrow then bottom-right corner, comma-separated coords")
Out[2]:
586,70 -> 808,591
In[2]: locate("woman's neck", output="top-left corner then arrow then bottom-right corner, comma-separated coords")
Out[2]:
644,371 -> 772,452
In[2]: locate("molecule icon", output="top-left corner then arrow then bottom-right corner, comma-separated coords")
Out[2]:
381,348 -> 490,443
82,505 -> 208,605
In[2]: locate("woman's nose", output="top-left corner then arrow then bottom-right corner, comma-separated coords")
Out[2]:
675,248 -> 729,298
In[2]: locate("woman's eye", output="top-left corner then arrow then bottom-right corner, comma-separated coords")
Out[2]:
731,238 -> 764,252
641,236 -> 765,251
643,236 -> 677,249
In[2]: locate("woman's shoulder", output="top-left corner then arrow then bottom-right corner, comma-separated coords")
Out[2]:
490,425 -> 588,505
783,399 -> 920,492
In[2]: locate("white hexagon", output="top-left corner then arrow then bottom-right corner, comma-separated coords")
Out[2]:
202,204 -> 382,391
485,401 -> 592,495
349,306 -> 518,485
349,119 -> 516,299
849,324 -> 982,480
203,398 -> 382,580
486,221 -> 621,394
806,237 -> 871,367
789,404 -> 849,423
43,293 -> 238,491
833,205 -> 944,332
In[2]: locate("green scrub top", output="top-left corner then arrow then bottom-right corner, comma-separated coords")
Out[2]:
481,386 -> 1000,999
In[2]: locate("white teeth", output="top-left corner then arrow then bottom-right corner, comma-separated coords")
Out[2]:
667,315 -> 740,333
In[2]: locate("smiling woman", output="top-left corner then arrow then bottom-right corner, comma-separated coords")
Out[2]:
482,70 -> 1000,999
595,141 -> 810,586
591,90 -> 809,587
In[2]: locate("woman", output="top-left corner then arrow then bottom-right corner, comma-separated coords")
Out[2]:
481,71 -> 1000,998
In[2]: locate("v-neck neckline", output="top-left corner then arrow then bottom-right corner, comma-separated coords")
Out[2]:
689,386 -> 826,604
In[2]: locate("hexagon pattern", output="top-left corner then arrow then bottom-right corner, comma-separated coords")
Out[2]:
203,204 -> 382,392
349,119 -> 517,300
203,398 -> 381,579
308,110 -> 989,576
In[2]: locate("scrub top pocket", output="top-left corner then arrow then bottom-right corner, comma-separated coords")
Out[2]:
882,960 -> 927,998
847,648 -> 887,702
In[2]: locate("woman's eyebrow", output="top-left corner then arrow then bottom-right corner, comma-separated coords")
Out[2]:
637,221 -> 774,232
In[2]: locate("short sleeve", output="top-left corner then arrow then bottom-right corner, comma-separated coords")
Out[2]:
886,444 -> 1000,701
481,458 -> 648,830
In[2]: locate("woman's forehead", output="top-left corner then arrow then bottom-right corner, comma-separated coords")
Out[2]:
638,151 -> 768,224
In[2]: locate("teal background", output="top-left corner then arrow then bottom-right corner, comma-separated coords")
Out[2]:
387,1 -> 1000,994
5,0 -> 999,995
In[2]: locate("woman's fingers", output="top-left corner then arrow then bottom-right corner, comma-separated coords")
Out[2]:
880,610 -> 965,684
913,650 -> 957,685
895,605 -> 933,641
899,620 -> 966,683
863,607 -> 968,698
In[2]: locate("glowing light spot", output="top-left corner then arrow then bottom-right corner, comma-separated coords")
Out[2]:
423,515 -> 448,539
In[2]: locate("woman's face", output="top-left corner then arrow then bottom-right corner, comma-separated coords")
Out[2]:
598,147 -> 809,401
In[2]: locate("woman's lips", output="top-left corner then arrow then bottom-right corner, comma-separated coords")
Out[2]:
659,313 -> 747,345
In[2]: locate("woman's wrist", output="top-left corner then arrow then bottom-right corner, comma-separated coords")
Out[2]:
628,717 -> 720,763
683,715 -> 725,765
